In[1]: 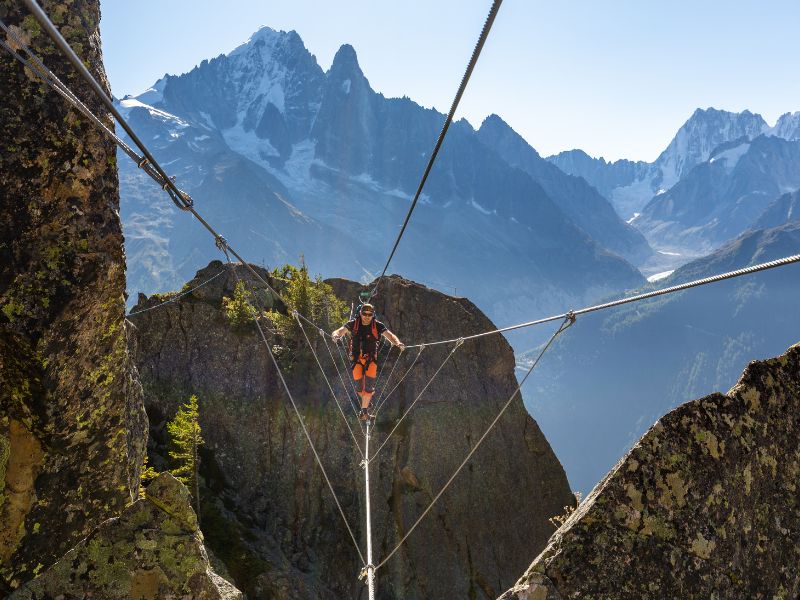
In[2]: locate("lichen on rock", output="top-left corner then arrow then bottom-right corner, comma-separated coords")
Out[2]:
10,472 -> 242,599
500,343 -> 800,600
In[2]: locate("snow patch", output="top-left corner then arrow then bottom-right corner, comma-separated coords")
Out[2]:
119,98 -> 188,127
709,142 -> 750,172
134,76 -> 167,105
647,270 -> 674,282
341,79 -> 351,94
470,199 -> 493,215
222,123 -> 280,165
626,212 -> 640,224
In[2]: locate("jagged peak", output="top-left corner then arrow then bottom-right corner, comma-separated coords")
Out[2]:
328,43 -> 364,79
480,113 -> 509,129
227,25 -> 307,61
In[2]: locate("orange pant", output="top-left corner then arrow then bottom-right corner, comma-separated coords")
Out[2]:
352,355 -> 377,398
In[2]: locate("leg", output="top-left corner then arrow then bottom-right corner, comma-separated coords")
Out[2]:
362,360 -> 378,410
352,358 -> 369,410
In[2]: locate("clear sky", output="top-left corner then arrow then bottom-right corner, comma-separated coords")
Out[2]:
100,1 -> 800,162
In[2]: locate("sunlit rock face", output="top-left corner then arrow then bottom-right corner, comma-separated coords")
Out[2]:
10,473 -> 242,600
500,343 -> 800,600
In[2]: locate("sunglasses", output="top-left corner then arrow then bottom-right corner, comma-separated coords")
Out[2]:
361,312 -> 373,317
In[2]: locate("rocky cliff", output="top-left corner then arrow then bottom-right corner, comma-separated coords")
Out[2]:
0,0 -> 148,589
0,1 -> 239,595
130,261 -> 575,599
500,343 -> 800,600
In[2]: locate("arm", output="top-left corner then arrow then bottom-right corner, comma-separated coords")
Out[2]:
382,330 -> 405,351
331,325 -> 349,340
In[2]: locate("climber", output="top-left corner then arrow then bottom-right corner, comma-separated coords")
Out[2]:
332,303 -> 404,421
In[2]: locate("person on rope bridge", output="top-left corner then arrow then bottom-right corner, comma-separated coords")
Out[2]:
332,303 -> 404,421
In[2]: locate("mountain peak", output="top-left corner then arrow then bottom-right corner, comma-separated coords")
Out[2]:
330,44 -> 361,72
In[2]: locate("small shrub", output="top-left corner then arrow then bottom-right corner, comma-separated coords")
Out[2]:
549,491 -> 583,529
222,280 -> 256,329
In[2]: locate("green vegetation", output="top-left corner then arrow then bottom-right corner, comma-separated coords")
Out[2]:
267,262 -> 348,370
268,262 -> 348,338
222,280 -> 256,330
166,395 -> 204,521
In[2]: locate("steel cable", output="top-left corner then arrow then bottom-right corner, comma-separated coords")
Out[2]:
224,254 -> 366,566
369,341 -> 462,464
404,253 -> 800,349
369,0 -> 504,300
373,346 -> 425,417
374,316 -> 573,572
294,313 -> 365,460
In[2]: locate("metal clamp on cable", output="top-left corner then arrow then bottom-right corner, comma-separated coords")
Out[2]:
292,309 -> 299,319
454,337 -> 464,350
565,310 -> 576,325
359,459 -> 368,469
215,235 -> 228,253
137,156 -> 149,169
178,190 -> 194,210
358,565 -> 374,581
161,175 -> 176,190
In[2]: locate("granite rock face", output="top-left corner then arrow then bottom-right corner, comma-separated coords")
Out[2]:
500,343 -> 800,600
130,261 -> 574,599
10,472 -> 242,599
0,0 -> 147,590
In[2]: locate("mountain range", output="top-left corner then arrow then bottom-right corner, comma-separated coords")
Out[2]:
114,25 -> 800,496
116,26 -> 646,345
528,220 -> 800,493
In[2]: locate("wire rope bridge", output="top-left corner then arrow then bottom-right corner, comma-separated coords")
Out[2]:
6,1 -> 800,597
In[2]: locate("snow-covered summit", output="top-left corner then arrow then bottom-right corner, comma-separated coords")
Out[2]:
653,107 -> 768,190
769,111 -> 800,141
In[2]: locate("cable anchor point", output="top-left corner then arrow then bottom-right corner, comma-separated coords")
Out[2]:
565,310 -> 576,325
358,565 -> 375,581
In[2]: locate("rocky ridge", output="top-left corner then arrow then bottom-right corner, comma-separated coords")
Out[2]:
500,342 -> 800,600
130,261 -> 574,599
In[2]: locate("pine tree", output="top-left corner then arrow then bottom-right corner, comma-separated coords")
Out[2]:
166,394 -> 204,521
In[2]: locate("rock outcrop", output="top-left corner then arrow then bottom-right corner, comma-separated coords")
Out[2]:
11,472 -> 242,599
0,0 -> 147,589
130,261 -> 574,599
500,343 -> 800,600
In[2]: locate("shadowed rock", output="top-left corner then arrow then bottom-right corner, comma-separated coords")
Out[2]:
500,343 -> 800,600
130,262 -> 574,599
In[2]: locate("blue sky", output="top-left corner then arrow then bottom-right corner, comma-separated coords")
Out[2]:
100,1 -> 800,162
